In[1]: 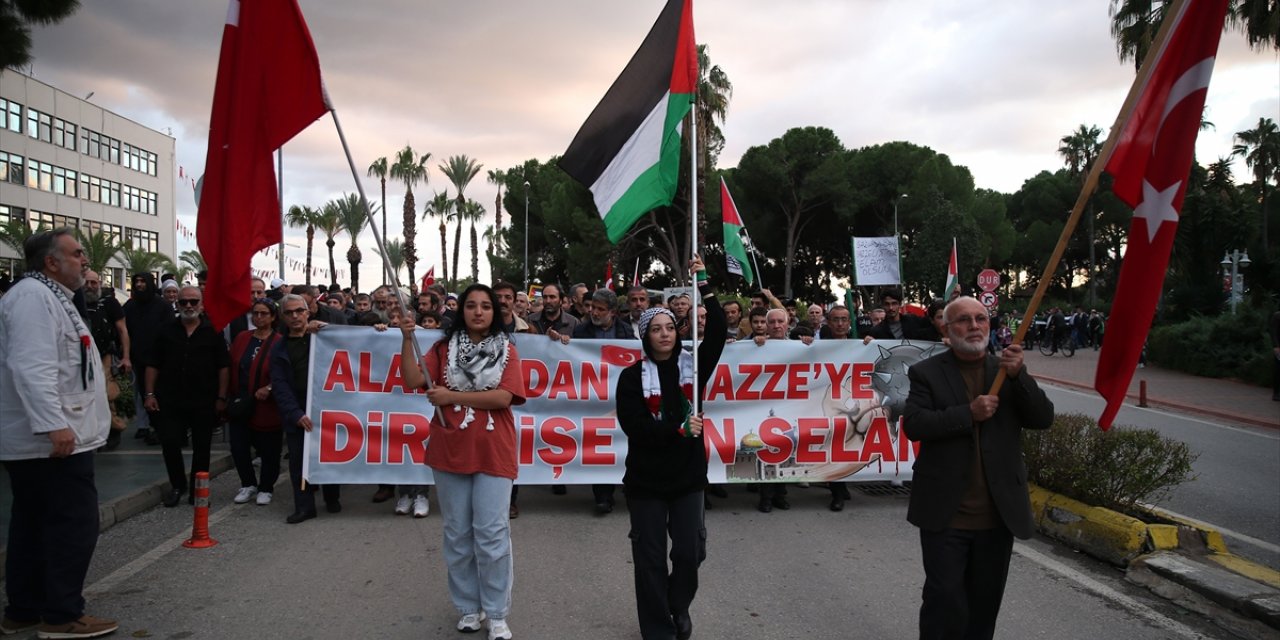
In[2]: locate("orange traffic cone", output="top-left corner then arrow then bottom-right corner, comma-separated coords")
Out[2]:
183,471 -> 218,549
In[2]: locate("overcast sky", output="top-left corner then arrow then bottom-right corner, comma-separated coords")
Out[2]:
26,0 -> 1279,286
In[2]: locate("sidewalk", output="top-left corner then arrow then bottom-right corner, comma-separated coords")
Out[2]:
1024,346 -> 1278,429
0,428 -> 233,555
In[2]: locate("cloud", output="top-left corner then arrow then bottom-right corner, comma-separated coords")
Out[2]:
23,0 -> 1277,285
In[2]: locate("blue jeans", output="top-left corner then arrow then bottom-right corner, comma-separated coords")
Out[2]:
434,470 -> 514,619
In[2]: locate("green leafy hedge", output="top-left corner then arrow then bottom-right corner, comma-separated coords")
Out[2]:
1022,413 -> 1197,516
1147,305 -> 1275,388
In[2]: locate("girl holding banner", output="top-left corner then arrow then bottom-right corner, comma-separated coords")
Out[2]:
616,256 -> 725,640
398,284 -> 526,640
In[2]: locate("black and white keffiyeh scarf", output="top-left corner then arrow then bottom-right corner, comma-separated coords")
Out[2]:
25,270 -> 94,390
444,331 -> 511,430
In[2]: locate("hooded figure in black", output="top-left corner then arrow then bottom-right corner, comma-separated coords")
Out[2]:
123,272 -> 174,439
614,256 -> 725,640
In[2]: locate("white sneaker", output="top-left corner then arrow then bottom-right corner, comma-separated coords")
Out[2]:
394,495 -> 411,515
256,491 -> 272,506
488,618 -> 512,640
233,486 -> 258,504
457,612 -> 486,633
412,495 -> 430,518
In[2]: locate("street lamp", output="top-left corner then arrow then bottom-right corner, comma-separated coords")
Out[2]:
1220,249 -> 1250,313
523,180 -> 531,291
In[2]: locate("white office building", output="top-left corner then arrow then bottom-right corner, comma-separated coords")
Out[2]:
0,68 -> 176,291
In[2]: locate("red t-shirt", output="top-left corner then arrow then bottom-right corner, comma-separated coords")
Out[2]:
422,341 -> 526,480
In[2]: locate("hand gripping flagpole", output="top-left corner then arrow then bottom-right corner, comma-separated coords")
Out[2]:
985,0 -> 1185,397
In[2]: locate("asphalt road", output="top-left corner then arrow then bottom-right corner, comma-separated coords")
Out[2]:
1041,383 -> 1280,570
11,468 -> 1235,640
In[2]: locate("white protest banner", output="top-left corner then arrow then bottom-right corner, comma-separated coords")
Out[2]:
852,236 -> 901,286
302,327 -> 946,485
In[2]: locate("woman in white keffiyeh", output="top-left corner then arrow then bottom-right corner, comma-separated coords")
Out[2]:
399,283 -> 525,640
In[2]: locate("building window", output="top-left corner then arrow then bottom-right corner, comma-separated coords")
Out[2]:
0,99 -> 14,132
147,192 -> 157,216
88,175 -> 100,203
105,180 -> 119,207
63,122 -> 77,150
0,152 -> 22,185
88,131 -> 100,159
26,162 -> 38,189
28,210 -> 78,232
108,138 -> 120,165
38,112 -> 52,143
38,162 -> 52,192
0,204 -> 24,225
25,108 -> 37,138
53,166 -> 66,195
125,227 -> 158,253
26,109 -> 52,143
65,169 -> 77,198
79,127 -> 89,154
54,118 -> 68,148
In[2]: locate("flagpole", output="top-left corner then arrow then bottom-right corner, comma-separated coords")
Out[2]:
328,110 -> 397,293
744,228 -> 764,291
633,256 -> 641,287
986,0 -> 1186,396
689,98 -> 701,423
278,149 -> 286,280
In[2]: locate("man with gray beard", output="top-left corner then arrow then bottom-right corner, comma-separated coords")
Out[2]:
143,286 -> 230,508
903,296 -> 1053,640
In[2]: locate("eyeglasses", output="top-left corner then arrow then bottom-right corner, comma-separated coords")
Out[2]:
177,299 -> 200,307
948,314 -> 989,326
283,308 -> 307,316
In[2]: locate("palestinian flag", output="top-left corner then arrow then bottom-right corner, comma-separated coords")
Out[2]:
558,0 -> 697,243
720,177 -> 754,286
943,238 -> 959,298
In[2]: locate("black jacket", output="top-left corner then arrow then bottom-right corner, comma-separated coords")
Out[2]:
902,350 -> 1054,539
616,288 -> 725,500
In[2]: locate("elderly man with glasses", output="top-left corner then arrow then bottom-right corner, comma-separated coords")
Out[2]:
143,286 -> 230,508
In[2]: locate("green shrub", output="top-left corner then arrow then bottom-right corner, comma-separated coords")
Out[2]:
1147,304 -> 1274,388
1023,413 -> 1197,516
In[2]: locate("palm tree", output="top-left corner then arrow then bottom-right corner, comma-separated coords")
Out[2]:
1058,124 -> 1104,306
487,168 -> 506,231
367,156 -> 389,241
75,227 -> 125,275
179,249 -> 206,275
286,204 -> 321,285
464,199 -> 486,281
1109,1 -> 1278,70
1232,116 -> 1280,250
314,201 -> 344,287
118,244 -> 170,277
0,219 -> 42,272
334,193 -> 373,292
423,190 -> 453,288
374,238 -> 407,284
439,155 -> 483,288
390,146 -> 430,294
696,44 -> 733,169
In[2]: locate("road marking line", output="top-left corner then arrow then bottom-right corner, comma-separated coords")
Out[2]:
85,477 -> 287,597
1044,385 -> 1279,439
1013,543 -> 1210,639
1138,504 -> 1280,556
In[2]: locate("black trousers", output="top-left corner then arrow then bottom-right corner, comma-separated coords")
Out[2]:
286,429 -> 339,513
158,405 -> 215,495
628,491 -> 706,640
593,483 -> 617,504
918,526 -> 1014,640
4,452 -> 99,625
829,481 -> 851,500
229,421 -> 283,492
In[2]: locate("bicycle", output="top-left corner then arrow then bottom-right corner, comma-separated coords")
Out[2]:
1038,332 -> 1075,357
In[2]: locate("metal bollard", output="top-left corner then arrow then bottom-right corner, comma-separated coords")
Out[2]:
1138,380 -> 1149,408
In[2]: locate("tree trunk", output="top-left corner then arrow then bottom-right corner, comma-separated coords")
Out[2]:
380,178 -> 387,249
326,238 -> 337,287
784,215 -> 800,299
439,222 -> 449,287
470,221 -> 479,281
452,218 -> 463,288
348,244 -> 361,292
403,189 -> 417,295
494,187 -> 503,231
304,226 -> 314,286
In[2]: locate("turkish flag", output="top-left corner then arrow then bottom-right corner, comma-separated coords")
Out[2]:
1094,0 -> 1229,429
422,265 -> 435,290
197,0 -> 329,330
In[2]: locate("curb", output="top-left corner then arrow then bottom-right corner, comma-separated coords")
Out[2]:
1035,373 -> 1278,430
0,452 -> 233,572
1029,483 -> 1280,633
